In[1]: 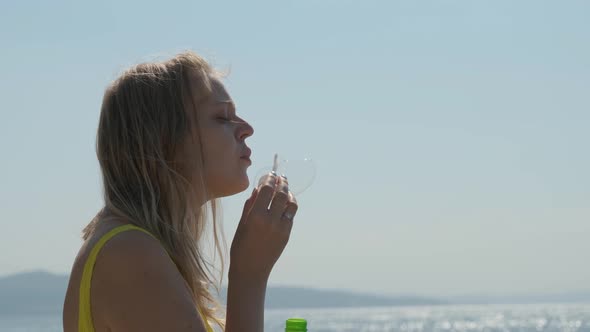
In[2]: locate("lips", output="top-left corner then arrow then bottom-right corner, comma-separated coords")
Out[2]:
241,148 -> 252,159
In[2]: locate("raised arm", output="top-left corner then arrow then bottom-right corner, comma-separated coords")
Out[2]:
226,172 -> 298,332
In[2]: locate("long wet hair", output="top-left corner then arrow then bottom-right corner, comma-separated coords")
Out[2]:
82,51 -> 226,329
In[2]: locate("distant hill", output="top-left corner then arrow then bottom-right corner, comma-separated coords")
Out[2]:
2,270 -> 589,315
0,270 -> 68,314
0,270 -> 444,314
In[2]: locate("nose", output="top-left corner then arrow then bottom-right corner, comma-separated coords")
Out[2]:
238,120 -> 254,141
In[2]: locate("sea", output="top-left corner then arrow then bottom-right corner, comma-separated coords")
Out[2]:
1,303 -> 590,332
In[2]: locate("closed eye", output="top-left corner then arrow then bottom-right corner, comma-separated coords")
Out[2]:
218,116 -> 245,124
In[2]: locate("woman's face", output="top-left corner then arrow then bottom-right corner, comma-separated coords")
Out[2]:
191,76 -> 254,200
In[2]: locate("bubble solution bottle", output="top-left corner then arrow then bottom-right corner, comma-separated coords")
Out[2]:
285,318 -> 307,332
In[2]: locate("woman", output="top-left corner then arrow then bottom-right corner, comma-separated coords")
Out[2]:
63,51 -> 298,332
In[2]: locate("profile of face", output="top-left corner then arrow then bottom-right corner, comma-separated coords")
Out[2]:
187,76 -> 254,200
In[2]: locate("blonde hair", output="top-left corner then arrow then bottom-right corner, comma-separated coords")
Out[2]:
83,50 -> 227,329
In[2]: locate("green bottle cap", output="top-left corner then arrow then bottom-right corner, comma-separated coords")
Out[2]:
285,318 -> 307,332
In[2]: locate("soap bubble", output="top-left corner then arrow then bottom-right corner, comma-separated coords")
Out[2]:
252,154 -> 316,196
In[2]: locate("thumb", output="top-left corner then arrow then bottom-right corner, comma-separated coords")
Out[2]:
238,187 -> 259,227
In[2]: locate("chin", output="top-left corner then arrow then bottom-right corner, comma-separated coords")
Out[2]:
234,179 -> 251,194
214,179 -> 250,198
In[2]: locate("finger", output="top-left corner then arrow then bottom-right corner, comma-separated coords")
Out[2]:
272,174 -> 290,201
279,175 -> 297,204
273,174 -> 289,202
238,187 -> 259,226
282,197 -> 298,221
288,191 -> 297,205
280,202 -> 298,233
269,175 -> 290,219
252,172 -> 279,214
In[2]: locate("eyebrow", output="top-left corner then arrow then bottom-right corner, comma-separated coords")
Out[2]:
214,100 -> 236,112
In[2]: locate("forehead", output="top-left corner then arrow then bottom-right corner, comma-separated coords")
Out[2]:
210,76 -> 232,103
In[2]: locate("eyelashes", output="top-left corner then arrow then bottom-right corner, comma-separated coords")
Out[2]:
217,116 -> 246,124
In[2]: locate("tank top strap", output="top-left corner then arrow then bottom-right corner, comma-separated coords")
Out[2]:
78,224 -> 214,332
78,224 -> 157,331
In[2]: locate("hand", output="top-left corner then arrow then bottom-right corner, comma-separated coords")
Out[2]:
229,172 -> 298,281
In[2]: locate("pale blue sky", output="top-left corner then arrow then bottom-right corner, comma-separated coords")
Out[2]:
0,1 -> 588,297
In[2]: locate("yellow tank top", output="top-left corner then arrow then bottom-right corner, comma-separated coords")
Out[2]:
78,224 -> 214,332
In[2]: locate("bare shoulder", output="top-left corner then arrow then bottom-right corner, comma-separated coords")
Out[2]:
91,229 -> 208,332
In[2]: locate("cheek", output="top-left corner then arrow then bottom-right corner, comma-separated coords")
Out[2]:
202,137 -> 234,173
204,126 -> 234,155
204,131 -> 227,154
199,125 -> 240,175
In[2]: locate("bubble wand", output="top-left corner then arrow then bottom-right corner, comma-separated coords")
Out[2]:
272,153 -> 279,174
